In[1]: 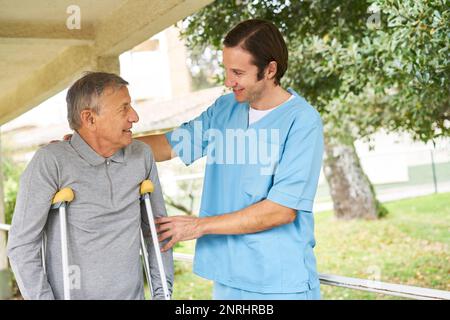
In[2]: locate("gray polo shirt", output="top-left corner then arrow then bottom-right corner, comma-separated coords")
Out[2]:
7,132 -> 173,300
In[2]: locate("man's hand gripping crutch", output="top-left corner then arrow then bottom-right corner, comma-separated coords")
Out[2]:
139,180 -> 171,300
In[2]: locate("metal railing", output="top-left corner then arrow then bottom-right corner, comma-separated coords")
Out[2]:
1,223 -> 449,300
172,253 -> 450,300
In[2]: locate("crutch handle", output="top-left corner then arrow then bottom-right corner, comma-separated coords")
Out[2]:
140,180 -> 154,195
52,188 -> 74,204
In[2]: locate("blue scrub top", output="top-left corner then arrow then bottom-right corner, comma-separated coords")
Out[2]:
165,88 -> 324,293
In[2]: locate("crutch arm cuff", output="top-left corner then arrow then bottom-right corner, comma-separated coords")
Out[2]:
52,187 -> 74,204
140,180 -> 154,195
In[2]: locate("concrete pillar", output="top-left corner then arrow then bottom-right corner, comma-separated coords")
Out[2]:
166,25 -> 192,96
0,129 -> 13,299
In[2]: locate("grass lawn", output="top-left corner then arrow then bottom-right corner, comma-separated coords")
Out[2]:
171,192 -> 450,300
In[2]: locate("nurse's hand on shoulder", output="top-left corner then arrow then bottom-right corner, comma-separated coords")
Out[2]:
49,134 -> 72,144
155,215 -> 203,252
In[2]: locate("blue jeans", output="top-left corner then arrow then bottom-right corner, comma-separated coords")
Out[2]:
213,282 -> 322,300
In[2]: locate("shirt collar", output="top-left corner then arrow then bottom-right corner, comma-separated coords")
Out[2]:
110,147 -> 126,163
70,131 -> 126,166
287,87 -> 300,99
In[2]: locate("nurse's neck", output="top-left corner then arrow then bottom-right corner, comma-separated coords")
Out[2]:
249,84 -> 292,111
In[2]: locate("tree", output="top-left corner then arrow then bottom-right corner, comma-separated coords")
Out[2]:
179,0 -> 449,219
357,0 -> 449,141
186,45 -> 223,91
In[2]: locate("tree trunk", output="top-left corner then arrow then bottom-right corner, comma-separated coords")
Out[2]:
0,130 -> 13,299
323,134 -> 380,220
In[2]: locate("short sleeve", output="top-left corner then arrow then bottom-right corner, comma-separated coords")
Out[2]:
165,101 -> 216,166
267,117 -> 324,212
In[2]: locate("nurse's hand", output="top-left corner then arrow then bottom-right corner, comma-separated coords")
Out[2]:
155,215 -> 203,252
49,134 -> 72,143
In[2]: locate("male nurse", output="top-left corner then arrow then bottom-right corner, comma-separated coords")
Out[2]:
138,19 -> 324,300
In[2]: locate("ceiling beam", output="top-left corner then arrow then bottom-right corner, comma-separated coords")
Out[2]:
0,21 -> 95,46
94,0 -> 212,56
0,45 -> 95,125
0,0 -> 214,125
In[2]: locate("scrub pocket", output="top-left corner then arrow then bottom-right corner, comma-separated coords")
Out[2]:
229,232 -> 282,288
241,141 -> 281,201
242,165 -> 274,201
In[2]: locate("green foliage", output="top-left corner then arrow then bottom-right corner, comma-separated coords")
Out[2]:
2,158 -> 23,225
181,0 -> 449,143
186,46 -> 223,90
361,0 -> 450,141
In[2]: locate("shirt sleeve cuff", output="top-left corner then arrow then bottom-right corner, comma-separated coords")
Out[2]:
267,188 -> 314,212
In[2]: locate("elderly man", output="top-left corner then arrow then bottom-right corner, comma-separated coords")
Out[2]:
7,72 -> 173,300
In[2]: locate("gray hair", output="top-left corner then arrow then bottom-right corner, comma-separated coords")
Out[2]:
66,72 -> 129,130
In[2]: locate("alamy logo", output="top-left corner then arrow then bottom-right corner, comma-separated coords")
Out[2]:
171,121 -> 281,176
66,5 -> 81,30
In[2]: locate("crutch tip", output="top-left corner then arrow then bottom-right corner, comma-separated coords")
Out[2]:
140,180 -> 154,195
52,187 -> 74,204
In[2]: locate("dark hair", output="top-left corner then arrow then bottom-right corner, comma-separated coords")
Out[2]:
66,72 -> 128,130
224,19 -> 288,85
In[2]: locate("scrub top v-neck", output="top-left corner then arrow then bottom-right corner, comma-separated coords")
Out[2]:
248,94 -> 294,126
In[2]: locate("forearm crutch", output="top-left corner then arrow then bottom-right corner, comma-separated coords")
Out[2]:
139,180 -> 170,300
140,227 -> 153,297
42,187 -> 74,300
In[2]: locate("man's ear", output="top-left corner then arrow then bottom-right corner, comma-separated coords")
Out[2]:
80,109 -> 96,130
265,61 -> 278,82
